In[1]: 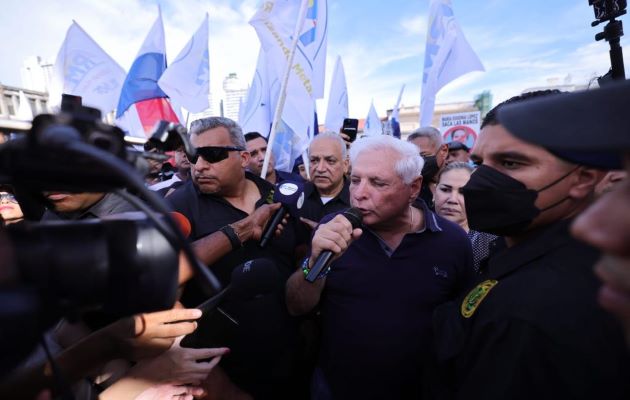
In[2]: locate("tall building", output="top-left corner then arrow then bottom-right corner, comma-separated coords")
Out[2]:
20,56 -> 53,93
186,92 -> 218,128
222,73 -> 248,122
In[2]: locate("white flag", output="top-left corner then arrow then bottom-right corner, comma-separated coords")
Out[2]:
239,49 -> 280,135
364,101 -> 382,136
419,0 -> 484,127
158,14 -> 210,113
16,91 -> 34,121
324,55 -> 348,133
250,0 -> 326,171
49,21 -> 126,115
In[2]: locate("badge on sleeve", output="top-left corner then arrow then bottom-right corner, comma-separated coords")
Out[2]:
461,279 -> 498,318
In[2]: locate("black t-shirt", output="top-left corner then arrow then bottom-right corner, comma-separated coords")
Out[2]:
167,172 -> 305,288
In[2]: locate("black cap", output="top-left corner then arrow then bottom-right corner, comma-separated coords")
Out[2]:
497,80 -> 630,169
498,80 -> 630,152
448,141 -> 470,152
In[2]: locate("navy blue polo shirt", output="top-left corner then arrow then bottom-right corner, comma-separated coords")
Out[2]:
166,172 -> 305,287
317,199 -> 475,399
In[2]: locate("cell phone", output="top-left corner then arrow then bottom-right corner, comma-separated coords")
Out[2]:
180,289 -> 239,351
60,94 -> 82,112
341,118 -> 359,142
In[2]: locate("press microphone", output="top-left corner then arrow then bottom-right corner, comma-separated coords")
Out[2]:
180,258 -> 282,350
259,180 -> 305,248
226,258 -> 283,301
305,207 -> 363,283
169,211 -> 192,238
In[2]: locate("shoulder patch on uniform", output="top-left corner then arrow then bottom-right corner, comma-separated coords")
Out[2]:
461,279 -> 498,318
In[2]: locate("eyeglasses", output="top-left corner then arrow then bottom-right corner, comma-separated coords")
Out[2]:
0,192 -> 17,204
190,146 -> 245,164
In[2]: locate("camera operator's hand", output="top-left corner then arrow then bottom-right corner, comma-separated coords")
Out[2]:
100,368 -> 209,400
135,384 -> 205,400
309,214 -> 363,266
109,308 -> 203,361
129,336 -> 229,385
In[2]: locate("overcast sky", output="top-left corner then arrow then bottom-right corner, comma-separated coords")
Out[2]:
1,0 -> 628,120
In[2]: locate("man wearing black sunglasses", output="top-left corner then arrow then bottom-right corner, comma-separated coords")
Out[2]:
166,116 -> 308,399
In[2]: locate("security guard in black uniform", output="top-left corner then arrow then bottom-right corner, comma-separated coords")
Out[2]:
432,92 -> 630,399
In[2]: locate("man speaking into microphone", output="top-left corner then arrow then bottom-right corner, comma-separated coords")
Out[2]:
286,135 -> 475,399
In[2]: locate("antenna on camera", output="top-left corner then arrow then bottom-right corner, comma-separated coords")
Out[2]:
589,0 -> 627,84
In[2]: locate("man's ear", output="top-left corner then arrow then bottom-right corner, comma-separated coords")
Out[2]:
569,166 -> 606,200
410,176 -> 423,201
240,150 -> 251,169
438,143 -> 449,166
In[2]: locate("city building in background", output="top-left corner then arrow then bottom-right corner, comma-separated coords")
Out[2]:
20,56 -> 53,93
0,84 -> 49,133
222,72 -> 247,121
185,92 -> 217,127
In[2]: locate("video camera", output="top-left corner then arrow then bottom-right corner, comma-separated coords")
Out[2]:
0,96 -> 220,376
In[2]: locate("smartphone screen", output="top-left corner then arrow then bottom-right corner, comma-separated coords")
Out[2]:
341,118 -> 359,142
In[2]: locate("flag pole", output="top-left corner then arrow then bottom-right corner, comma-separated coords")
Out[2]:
302,150 -> 311,180
260,0 -> 310,179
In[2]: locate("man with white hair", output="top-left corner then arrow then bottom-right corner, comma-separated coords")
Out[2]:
299,131 -> 351,225
286,135 -> 474,399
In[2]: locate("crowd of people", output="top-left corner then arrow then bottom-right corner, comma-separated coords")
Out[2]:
1,81 -> 630,400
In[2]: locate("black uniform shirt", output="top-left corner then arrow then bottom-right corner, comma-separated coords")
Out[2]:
433,219 -> 630,400
298,177 -> 351,224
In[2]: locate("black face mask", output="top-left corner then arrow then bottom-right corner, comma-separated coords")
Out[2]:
422,155 -> 440,182
462,165 -> 578,236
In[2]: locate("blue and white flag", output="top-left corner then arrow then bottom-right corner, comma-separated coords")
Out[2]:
420,0 -> 484,127
116,9 -> 180,138
49,21 -> 126,115
364,100 -> 382,136
390,84 -> 405,138
250,0 -> 328,171
158,13 -> 210,113
324,55 -> 348,133
300,0 -> 328,99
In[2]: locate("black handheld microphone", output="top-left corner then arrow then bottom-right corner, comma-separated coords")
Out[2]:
259,180 -> 305,248
180,258 -> 281,350
305,208 -> 363,283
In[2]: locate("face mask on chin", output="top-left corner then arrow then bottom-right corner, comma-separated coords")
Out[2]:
462,165 -> 579,236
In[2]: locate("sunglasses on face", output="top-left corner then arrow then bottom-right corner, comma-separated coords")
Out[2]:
0,192 -> 17,203
190,146 -> 245,164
